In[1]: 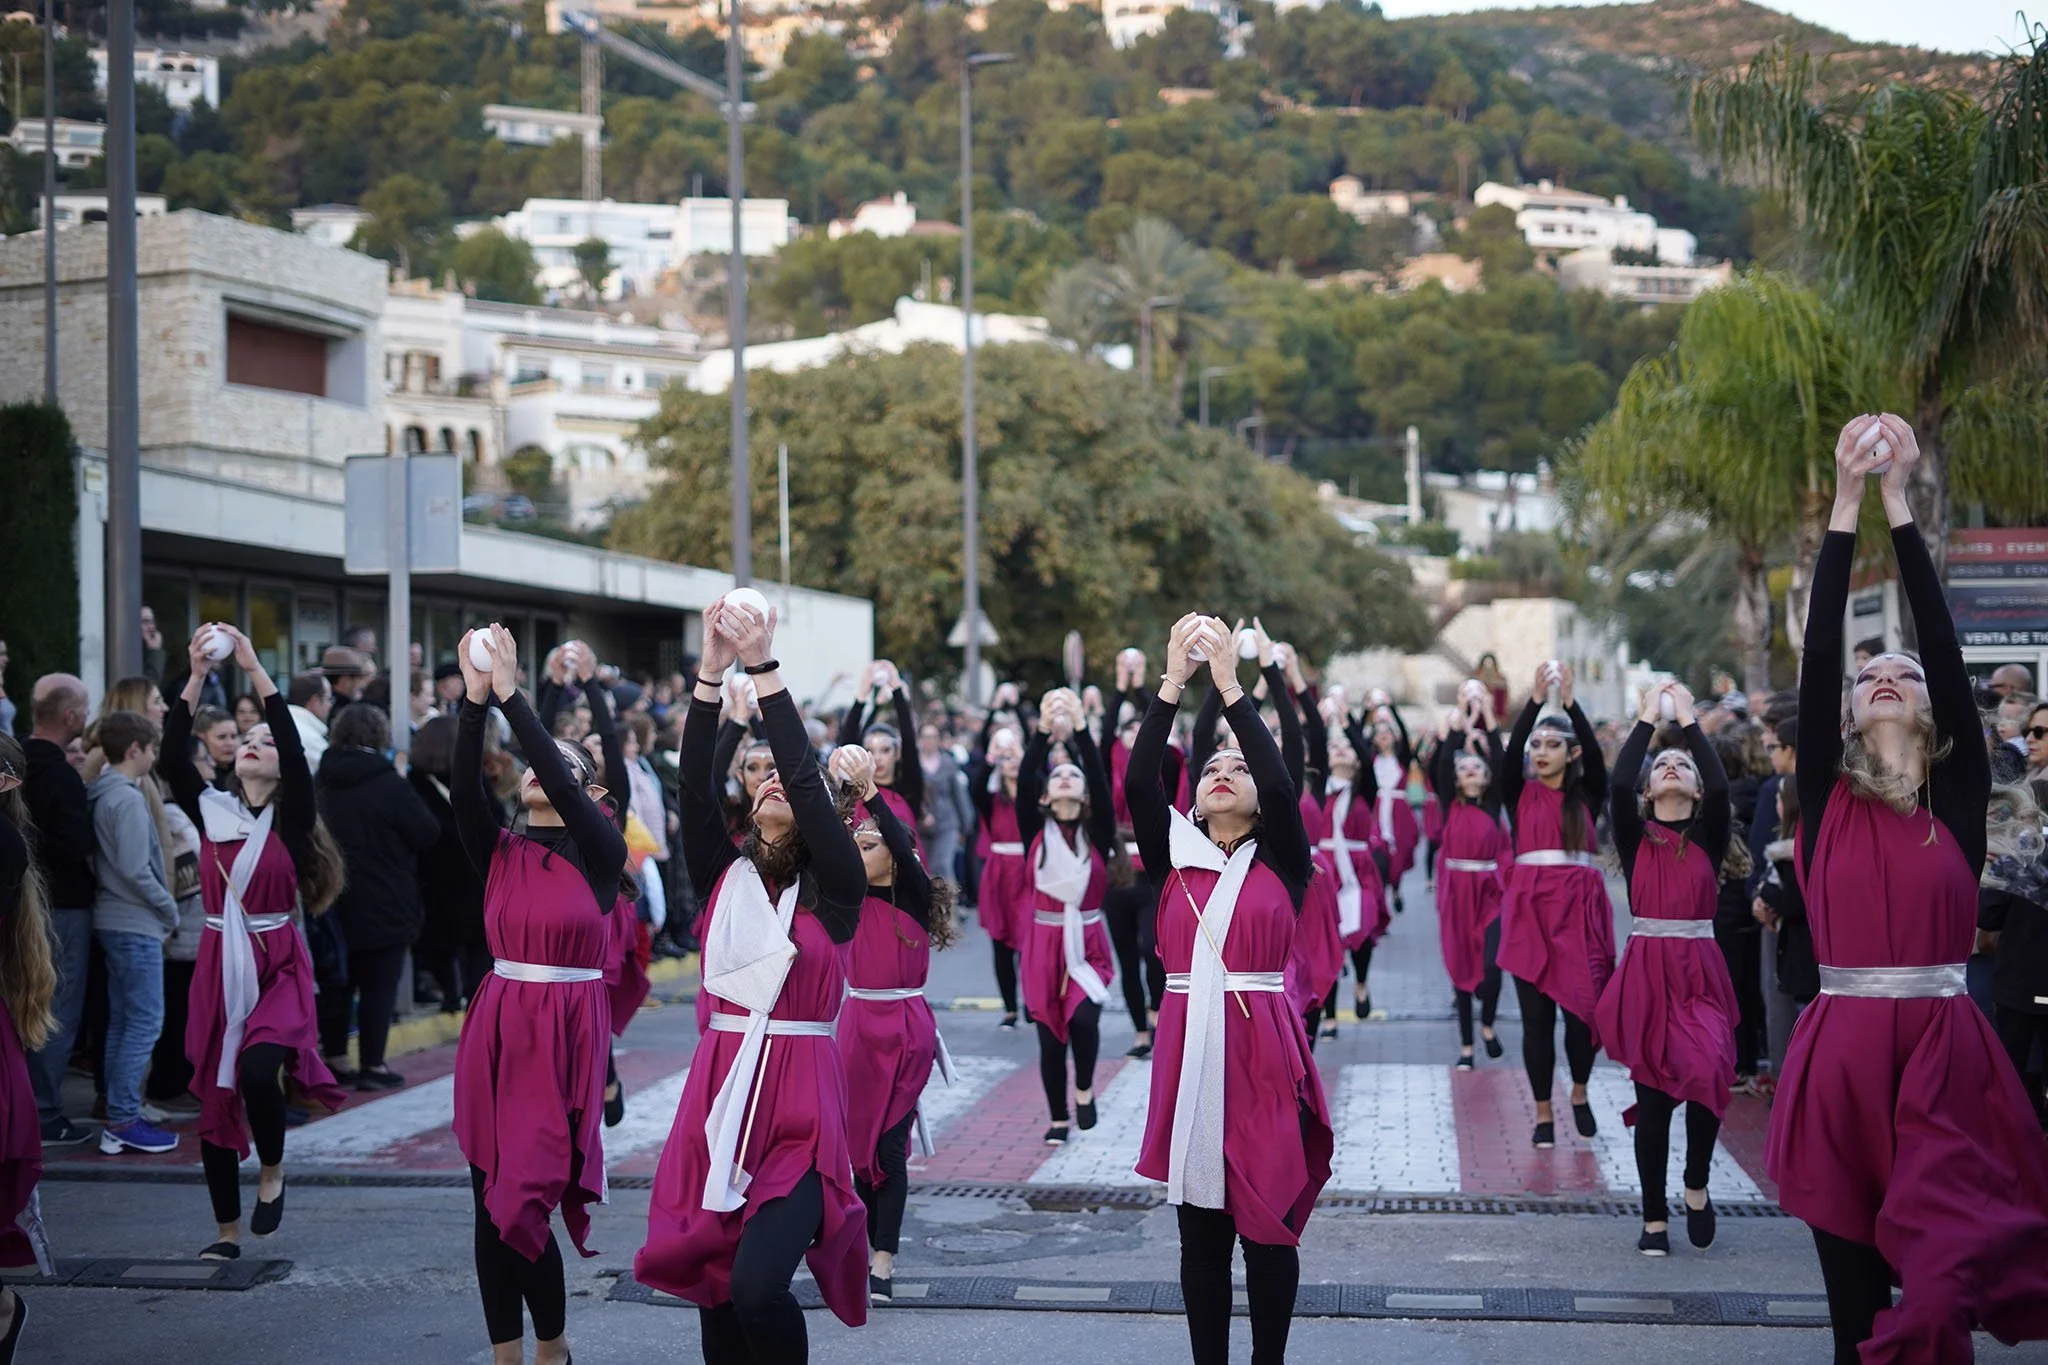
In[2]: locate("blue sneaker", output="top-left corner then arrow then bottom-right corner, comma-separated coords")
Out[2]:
99,1119 -> 179,1155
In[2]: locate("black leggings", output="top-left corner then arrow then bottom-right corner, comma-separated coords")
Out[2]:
147,958 -> 197,1101
991,941 -> 1018,1016
199,1042 -> 293,1225
1104,880 -> 1165,1032
315,943 -> 409,1070
1631,1082 -> 1719,1223
1715,923 -> 1766,1075
1995,1006 -> 2048,1121
1514,977 -> 1595,1103
855,1110 -> 916,1256
1812,1228 -> 1895,1365
471,1164 -> 566,1346
1177,1204 -> 1299,1365
698,1167 -> 824,1365
422,941 -> 495,1013
1037,1001 -> 1101,1122
1455,921 -> 1504,1047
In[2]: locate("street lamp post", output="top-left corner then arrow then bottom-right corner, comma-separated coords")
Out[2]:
1136,293 -> 1176,392
725,0 -> 751,585
959,48 -> 1012,709
1198,365 -> 1232,428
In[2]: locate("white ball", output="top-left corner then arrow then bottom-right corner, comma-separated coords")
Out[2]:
1237,628 -> 1260,660
200,626 -> 234,662
1868,437 -> 1892,475
725,586 -> 769,620
1658,692 -> 1676,721
468,633 -> 497,671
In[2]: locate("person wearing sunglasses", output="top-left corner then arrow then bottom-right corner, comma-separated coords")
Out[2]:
2026,702 -> 2048,785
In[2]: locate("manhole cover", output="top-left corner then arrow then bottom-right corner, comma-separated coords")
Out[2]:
927,1231 -> 1033,1254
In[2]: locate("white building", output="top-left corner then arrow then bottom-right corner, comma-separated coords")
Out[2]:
1327,177 -> 1410,221
0,211 -> 868,704
1556,247 -> 1732,307
483,104 -> 604,149
90,47 -> 220,111
829,191 -> 919,240
290,204 -> 371,252
1425,469 -> 1565,554
6,117 -> 105,168
1474,180 -> 1697,266
495,198 -> 682,296
675,196 -> 800,260
1103,0 -> 1235,49
37,192 -> 168,230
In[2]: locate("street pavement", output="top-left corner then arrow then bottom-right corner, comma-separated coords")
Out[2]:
20,860 -> 2048,1363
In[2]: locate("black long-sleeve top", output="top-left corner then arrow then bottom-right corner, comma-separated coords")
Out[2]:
1797,524 -> 1988,878
1497,698 -> 1608,838
0,807 -> 28,945
865,790 -> 933,930
711,715 -> 765,792
677,689 -> 865,943
1189,681 -> 1224,787
585,681 -> 627,830
454,692 -> 625,909
1016,724 -> 1116,858
1129,690 -> 1310,909
838,690 -> 924,817
1347,704 -> 1416,811
1264,666 -> 1307,798
1297,685 -> 1330,810
1609,720 -> 1729,887
1431,725 -> 1502,819
163,693 -> 316,877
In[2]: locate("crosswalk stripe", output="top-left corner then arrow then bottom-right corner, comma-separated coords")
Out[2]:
284,1075 -> 457,1163
1331,1064 -> 1461,1192
1581,1070 -> 1763,1202
603,1068 -> 691,1159
917,1053 -> 1014,1135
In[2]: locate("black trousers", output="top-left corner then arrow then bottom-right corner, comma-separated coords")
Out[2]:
1995,1005 -> 2048,1122
198,1042 -> 293,1225
1104,880 -> 1165,1032
698,1167 -> 824,1365
1455,921 -> 1504,1047
855,1110 -> 916,1256
316,943 -> 410,1070
146,958 -> 197,1102
470,1164 -> 567,1345
1714,923 -> 1767,1074
1177,1204 -> 1299,1365
991,941 -> 1019,1016
1514,977 -> 1595,1103
1631,1082 -> 1718,1223
1813,1228 -> 1896,1365
1037,1001 -> 1101,1122
422,942 -> 494,1014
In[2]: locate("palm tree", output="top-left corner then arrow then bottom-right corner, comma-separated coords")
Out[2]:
1039,263 -> 1117,362
1078,216 -> 1235,415
1568,270 -> 1858,695
1690,38 -> 2048,577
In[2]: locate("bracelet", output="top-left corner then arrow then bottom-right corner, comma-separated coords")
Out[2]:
742,658 -> 780,676
695,674 -> 725,692
1160,674 -> 1187,691
1220,686 -> 1245,705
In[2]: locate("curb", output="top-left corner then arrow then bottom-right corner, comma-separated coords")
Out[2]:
360,953 -> 701,1065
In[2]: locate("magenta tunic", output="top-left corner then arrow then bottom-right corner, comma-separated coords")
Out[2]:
1374,756 -> 1422,885
1595,825 -> 1737,1115
1331,789 -> 1389,949
1137,860 -> 1332,1246
838,893 -> 938,1185
1496,782 -> 1616,1030
1019,828 -> 1114,1042
603,895 -> 653,1039
1287,795 -> 1344,1016
1767,784 -> 2048,1359
1435,800 -> 1506,994
637,880 -> 868,1328
454,833 -> 611,1260
974,794 -> 1030,950
187,829 -> 347,1158
0,1007 -> 40,1269
1422,789 -> 1444,846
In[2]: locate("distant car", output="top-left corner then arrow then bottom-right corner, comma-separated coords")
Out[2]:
501,494 -> 537,521
461,494 -> 493,518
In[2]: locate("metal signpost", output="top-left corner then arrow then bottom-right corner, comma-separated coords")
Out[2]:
344,452 -> 462,758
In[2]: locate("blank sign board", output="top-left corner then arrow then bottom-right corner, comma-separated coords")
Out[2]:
343,453 -> 462,575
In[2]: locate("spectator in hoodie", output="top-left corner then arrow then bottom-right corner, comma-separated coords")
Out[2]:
87,711 -> 181,1155
286,672 -> 332,767
23,674 -> 96,1147
146,729 -> 207,1116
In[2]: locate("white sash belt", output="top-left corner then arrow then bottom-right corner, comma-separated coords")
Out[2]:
1627,918 -> 1715,940
1166,971 -> 1285,994
1516,850 -> 1598,868
205,913 -> 291,933
494,960 -> 603,983
846,985 -> 926,1002
1032,909 -> 1104,927
1442,858 -> 1498,873
988,842 -> 1025,856
1125,842 -> 1144,859
201,794 -> 276,1092
1819,964 -> 1967,999
707,1012 -> 837,1037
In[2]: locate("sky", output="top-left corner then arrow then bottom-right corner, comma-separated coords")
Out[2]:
1372,0 -> 2038,57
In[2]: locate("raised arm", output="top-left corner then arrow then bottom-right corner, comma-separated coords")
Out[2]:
1221,695 -> 1309,902
1189,682 -> 1223,788
264,691 -> 316,842
1297,687 -> 1330,807
712,717 -> 748,792
1682,720 -> 1731,867
1071,723 -> 1117,855
1499,698 -> 1538,817
760,688 -> 865,940
837,695 -> 869,748
158,697 -> 205,826
452,698 -> 506,880
500,690 -> 626,907
1797,530 -> 1852,871
1387,705 -> 1414,770
679,694 -> 741,900
586,680 -> 628,829
534,677 -> 566,738
1895,520 -> 1989,874
867,790 -> 932,930
1564,700 -> 1606,814
1125,693 -> 1179,876
1610,719 -> 1653,878
1265,665 -> 1305,797
1015,729 -> 1050,849
890,690 -> 925,813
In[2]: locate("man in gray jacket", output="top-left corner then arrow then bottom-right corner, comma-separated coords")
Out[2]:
87,711 -> 182,1156
916,719 -> 975,890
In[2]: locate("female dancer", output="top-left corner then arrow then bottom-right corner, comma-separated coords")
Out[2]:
1016,689 -> 1117,1143
1350,697 -> 1419,916
1286,660 -> 1344,1050
450,625 -> 625,1365
1769,415 -> 2048,1363
160,625 -> 347,1260
564,671 -> 648,1130
1595,683 -> 1736,1256
1495,661 -> 1615,1148
638,597 -> 872,1360
969,700 -> 1029,1029
0,735 -> 55,1362
835,749 -> 955,1303
1432,694 -> 1506,1069
1130,614 -> 1331,1365
1104,650 -> 1179,1058
838,662 -> 925,853
1319,712 -> 1390,1032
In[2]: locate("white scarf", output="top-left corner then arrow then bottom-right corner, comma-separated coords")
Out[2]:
199,788 -> 276,1090
1373,753 -> 1403,843
1327,780 -> 1362,937
700,860 -> 800,1212
1036,824 -> 1110,1005
1166,809 -> 1258,1209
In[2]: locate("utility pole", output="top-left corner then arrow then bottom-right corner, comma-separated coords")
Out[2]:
580,40 -> 601,203
726,0 -> 751,585
959,49 -> 1013,707
42,0 -> 57,402
105,0 -> 142,682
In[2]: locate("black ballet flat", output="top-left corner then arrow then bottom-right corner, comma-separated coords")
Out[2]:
1076,1098 -> 1098,1131
1637,1228 -> 1670,1257
1124,1042 -> 1152,1060
870,1274 -> 893,1303
250,1185 -> 285,1237
1320,1022 -> 1338,1040
1482,1032 -> 1504,1059
999,1014 -> 1019,1031
604,1086 -> 626,1129
1043,1124 -> 1069,1146
1394,894 -> 1405,915
1531,1121 -> 1555,1149
1455,1054 -> 1475,1071
1572,1102 -> 1598,1139
199,1240 -> 241,1261
0,1290 -> 26,1365
1352,994 -> 1371,1022
1685,1193 -> 1716,1249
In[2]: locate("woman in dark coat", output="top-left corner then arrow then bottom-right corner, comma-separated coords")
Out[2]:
315,705 -> 440,1089
410,715 -> 492,1013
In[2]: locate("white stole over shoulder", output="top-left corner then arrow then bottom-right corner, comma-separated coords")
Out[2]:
1165,809 -> 1258,1209
199,789 -> 277,1090
700,860 -> 800,1212
1326,780 -> 1362,937
1373,753 -> 1403,844
1036,824 -> 1110,1005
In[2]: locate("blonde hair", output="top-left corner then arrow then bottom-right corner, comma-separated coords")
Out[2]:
1840,695 -> 1952,815
1984,781 -> 2046,892
0,736 -> 57,1050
